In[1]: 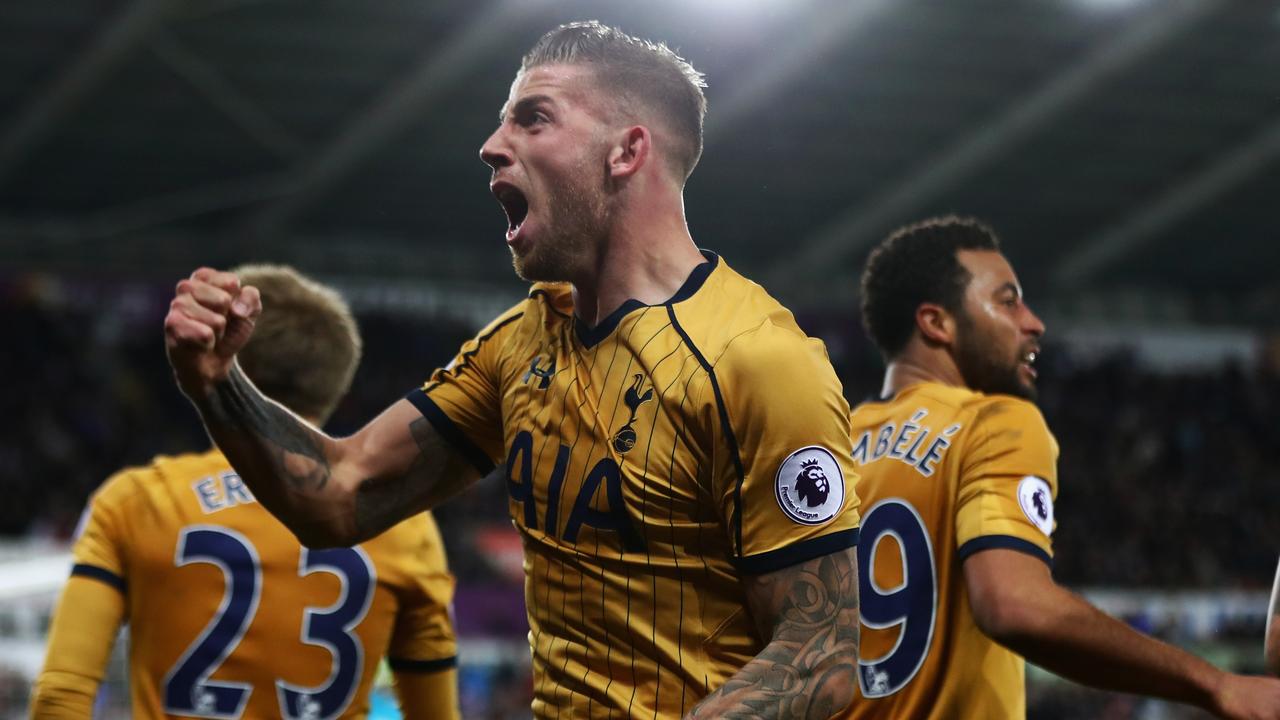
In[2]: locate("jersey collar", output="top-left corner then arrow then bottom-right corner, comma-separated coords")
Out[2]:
574,249 -> 719,349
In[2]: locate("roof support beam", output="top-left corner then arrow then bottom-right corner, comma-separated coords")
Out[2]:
1053,115 -> 1280,289
243,0 -> 547,237
0,0 -> 173,188
148,28 -> 303,159
768,0 -> 1223,295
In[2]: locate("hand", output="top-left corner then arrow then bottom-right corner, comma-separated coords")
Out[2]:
164,267 -> 261,399
1211,673 -> 1280,719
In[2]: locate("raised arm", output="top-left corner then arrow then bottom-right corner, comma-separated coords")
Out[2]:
965,548 -> 1280,720
165,268 -> 478,546
686,548 -> 859,719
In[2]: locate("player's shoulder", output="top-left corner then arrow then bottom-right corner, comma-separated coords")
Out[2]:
468,282 -> 572,344
94,448 -> 228,507
961,391 -> 1050,432
673,253 -> 818,365
522,282 -> 574,325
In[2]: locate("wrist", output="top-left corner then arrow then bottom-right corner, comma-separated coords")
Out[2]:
184,362 -> 243,415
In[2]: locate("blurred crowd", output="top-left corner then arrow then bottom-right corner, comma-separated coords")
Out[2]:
5,274 -> 1279,594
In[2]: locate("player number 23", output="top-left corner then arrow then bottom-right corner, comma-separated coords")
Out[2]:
162,525 -> 375,720
856,499 -> 938,698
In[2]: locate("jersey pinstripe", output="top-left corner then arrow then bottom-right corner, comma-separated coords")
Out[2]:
842,382 -> 1059,719
413,251 -> 861,719
68,449 -> 457,719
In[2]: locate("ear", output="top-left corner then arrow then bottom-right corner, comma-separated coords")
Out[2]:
607,126 -> 650,179
915,302 -> 956,347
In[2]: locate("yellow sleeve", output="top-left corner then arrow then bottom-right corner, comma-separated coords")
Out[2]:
387,514 -> 458,668
392,667 -> 460,720
69,474 -> 132,578
30,577 -> 125,719
410,302 -> 528,474
714,320 -> 862,575
955,398 -> 1059,565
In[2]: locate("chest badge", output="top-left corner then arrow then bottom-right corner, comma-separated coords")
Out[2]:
612,373 -> 654,454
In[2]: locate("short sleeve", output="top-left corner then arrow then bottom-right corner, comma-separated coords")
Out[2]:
408,303 -> 527,475
387,513 -> 459,670
714,321 -> 862,575
955,398 -> 1060,566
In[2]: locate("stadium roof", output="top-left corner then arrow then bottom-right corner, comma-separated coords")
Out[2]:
1,0 -> 1277,324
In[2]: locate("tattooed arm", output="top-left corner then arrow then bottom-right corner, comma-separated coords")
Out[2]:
686,548 -> 859,720
203,371 -> 477,546
165,268 -> 479,547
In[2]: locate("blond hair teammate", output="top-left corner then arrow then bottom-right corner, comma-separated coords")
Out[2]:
32,265 -> 460,719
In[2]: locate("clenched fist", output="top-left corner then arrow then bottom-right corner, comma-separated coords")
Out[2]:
164,267 -> 262,399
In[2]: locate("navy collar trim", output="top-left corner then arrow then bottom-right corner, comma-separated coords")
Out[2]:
574,250 -> 719,349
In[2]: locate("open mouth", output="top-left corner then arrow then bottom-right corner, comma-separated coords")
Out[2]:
1021,348 -> 1039,378
491,181 -> 529,238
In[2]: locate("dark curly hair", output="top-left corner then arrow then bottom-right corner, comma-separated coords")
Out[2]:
860,215 -> 1001,359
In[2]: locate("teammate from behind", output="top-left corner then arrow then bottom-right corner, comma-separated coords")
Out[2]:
844,216 -> 1280,719
161,22 -> 862,720
31,265 -> 460,720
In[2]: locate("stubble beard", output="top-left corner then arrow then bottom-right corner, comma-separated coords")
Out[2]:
511,162 -> 609,284
954,311 -> 1037,401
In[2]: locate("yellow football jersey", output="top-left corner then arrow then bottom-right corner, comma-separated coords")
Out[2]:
67,448 -> 456,719
842,382 -> 1058,720
411,251 -> 861,718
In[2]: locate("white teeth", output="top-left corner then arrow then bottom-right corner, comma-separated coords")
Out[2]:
1025,351 -> 1037,364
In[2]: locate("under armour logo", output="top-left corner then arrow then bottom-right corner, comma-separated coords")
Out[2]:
523,355 -> 556,389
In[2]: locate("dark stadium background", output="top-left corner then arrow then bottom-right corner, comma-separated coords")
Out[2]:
1,0 -> 1278,717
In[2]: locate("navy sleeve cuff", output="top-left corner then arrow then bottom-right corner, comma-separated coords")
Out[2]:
957,534 -> 1053,568
731,527 -> 860,576
405,389 -> 496,476
71,563 -> 126,594
388,655 -> 458,673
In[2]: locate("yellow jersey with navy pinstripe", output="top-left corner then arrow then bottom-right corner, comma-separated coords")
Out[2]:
842,382 -> 1059,720
410,251 -> 862,719
52,448 -> 457,719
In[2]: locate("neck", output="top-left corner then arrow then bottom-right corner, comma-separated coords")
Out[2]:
881,344 -> 966,398
570,191 -> 703,327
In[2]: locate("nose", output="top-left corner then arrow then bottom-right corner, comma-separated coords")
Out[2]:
479,127 -> 512,171
1023,304 -> 1046,338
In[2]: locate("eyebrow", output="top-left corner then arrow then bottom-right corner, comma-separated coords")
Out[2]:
498,94 -> 555,123
994,281 -> 1022,298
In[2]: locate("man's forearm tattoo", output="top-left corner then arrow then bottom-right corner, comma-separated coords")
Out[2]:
206,367 -> 331,491
688,549 -> 860,719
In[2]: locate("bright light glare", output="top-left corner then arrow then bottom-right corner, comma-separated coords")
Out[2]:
1068,0 -> 1153,11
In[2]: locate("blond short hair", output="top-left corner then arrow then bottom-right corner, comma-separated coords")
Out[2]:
523,21 -> 707,181
232,264 -> 361,424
